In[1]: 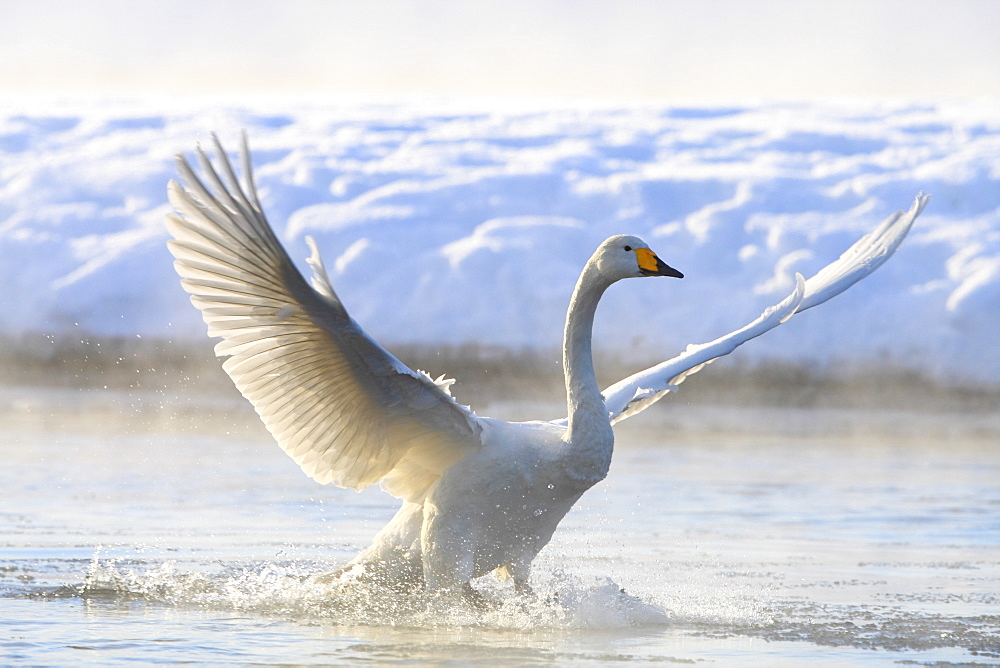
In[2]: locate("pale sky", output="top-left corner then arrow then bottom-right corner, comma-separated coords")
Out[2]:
2,0 -> 999,102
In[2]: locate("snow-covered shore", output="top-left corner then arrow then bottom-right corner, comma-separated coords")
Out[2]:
1,98 -> 997,384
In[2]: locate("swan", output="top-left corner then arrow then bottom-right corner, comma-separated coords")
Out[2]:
166,133 -> 928,600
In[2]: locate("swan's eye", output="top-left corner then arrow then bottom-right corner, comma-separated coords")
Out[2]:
623,245 -> 632,252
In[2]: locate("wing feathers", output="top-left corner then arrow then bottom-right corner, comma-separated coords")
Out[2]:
799,194 -> 927,312
166,135 -> 481,500
604,195 -> 928,424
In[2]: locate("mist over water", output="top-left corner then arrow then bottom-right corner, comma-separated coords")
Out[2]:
2,386 -> 998,665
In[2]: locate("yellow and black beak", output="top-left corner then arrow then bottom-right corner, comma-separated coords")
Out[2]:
635,248 -> 683,278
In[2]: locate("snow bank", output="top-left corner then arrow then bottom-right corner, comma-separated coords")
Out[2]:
0,98 -> 997,384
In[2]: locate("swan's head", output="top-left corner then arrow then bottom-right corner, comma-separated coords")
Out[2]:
594,234 -> 683,281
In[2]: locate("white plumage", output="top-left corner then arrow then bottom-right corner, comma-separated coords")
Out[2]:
166,133 -> 927,600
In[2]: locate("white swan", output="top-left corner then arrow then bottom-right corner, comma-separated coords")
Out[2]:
166,134 -> 928,599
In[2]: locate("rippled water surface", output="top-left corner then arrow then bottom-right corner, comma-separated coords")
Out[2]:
2,387 -> 999,665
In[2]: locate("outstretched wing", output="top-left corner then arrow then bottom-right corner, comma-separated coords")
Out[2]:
604,194 -> 930,424
166,133 -> 481,501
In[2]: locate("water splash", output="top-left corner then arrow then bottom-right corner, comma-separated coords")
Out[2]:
13,546 -> 999,661
69,549 -> 671,631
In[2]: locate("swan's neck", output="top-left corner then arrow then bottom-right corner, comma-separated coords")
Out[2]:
563,261 -> 614,470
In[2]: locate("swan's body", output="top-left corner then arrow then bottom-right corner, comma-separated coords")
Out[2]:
166,134 -> 928,598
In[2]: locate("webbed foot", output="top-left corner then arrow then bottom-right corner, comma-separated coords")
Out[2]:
462,583 -> 496,610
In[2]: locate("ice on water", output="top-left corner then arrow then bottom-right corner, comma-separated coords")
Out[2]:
4,398 -> 998,663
